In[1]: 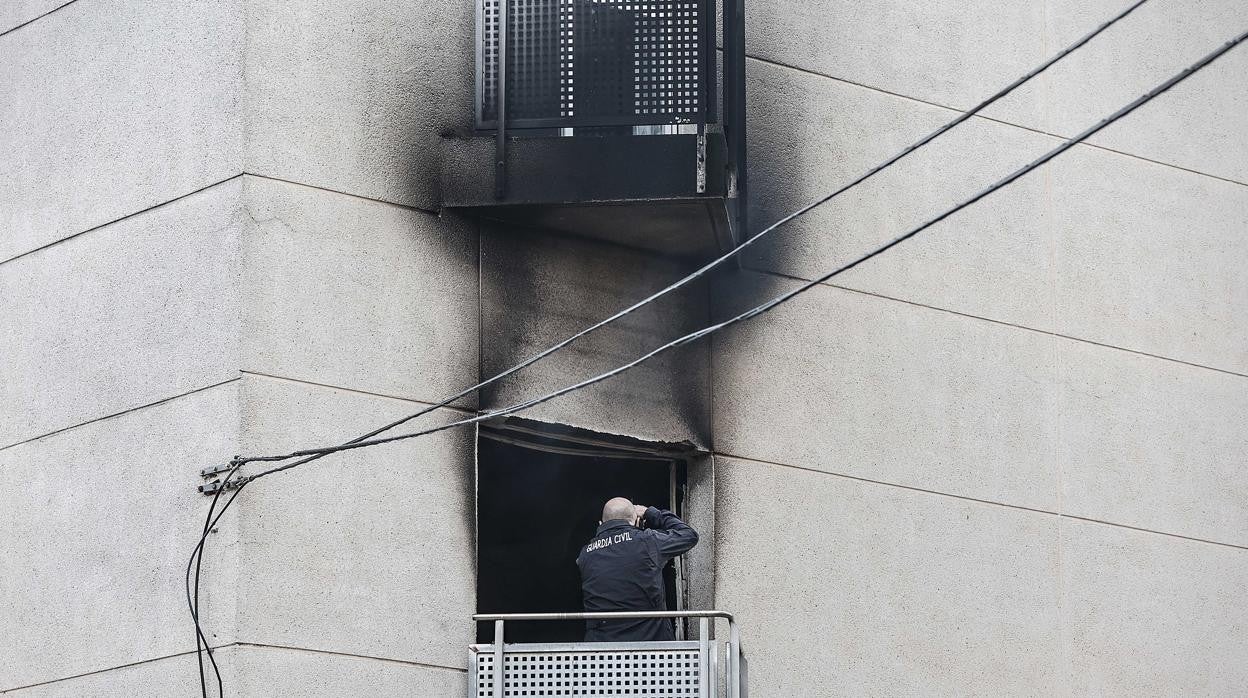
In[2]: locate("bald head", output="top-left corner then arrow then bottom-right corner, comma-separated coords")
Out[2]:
602,497 -> 636,523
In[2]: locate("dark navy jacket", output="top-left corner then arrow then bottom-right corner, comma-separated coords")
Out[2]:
575,507 -> 699,642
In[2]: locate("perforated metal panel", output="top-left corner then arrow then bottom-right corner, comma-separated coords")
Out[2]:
478,0 -> 713,129
471,644 -> 706,697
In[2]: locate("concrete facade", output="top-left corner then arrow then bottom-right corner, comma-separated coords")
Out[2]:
2,1 -> 1245,696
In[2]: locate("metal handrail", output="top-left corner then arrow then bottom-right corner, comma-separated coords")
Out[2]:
473,610 -> 733,622
473,610 -> 743,698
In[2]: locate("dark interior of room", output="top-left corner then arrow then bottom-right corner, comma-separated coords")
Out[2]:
476,432 -> 684,643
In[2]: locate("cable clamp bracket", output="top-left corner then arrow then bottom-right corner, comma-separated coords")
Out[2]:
198,479 -> 225,495
200,462 -> 236,478
198,456 -> 245,494
200,454 -> 245,479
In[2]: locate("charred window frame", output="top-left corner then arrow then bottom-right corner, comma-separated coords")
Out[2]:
473,418 -> 712,643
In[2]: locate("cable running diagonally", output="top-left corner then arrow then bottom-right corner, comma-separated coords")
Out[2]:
191,10 -> 1248,697
218,0 -> 1153,476
180,7 -> 1173,690
234,29 -> 1248,483
190,29 -> 1247,685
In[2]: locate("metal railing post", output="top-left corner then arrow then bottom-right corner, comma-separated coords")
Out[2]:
698,617 -> 710,696
728,619 -> 741,698
494,619 -> 506,697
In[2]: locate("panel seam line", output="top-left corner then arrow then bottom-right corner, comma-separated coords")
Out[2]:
747,266 -> 1248,380
234,642 -> 468,673
742,53 -> 1248,190
0,644 -> 238,693
0,174 -> 245,268
239,370 -> 476,416
715,451 -> 1248,551
241,172 -> 441,217
0,0 -> 80,39
0,377 -> 242,454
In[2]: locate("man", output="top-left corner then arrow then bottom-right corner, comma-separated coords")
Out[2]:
576,496 -> 699,642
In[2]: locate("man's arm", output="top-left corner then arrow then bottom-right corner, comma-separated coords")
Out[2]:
641,506 -> 699,559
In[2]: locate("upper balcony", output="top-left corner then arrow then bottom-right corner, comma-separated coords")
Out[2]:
441,0 -> 747,260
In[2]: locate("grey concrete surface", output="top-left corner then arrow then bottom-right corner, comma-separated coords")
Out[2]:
713,270 -> 1060,512
480,223 -> 712,446
244,0 -> 474,211
1039,0 -> 1248,184
741,57 -> 1057,331
234,375 -> 476,671
683,454 -> 717,614
1047,147 -> 1248,375
0,0 -> 243,261
1058,339 -> 1248,548
240,176 -> 480,406
745,0 -> 1048,121
1061,519 -> 1248,695
0,0 -> 73,34
0,383 -> 240,690
231,644 -> 466,697
742,58 -> 1248,375
745,0 -> 1248,183
0,180 -> 244,448
0,649 -> 239,697
714,456 -> 1063,696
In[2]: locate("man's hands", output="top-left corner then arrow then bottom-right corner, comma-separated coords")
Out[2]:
632,504 -> 648,527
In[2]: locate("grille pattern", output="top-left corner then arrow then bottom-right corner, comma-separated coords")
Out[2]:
475,648 -> 703,697
481,0 -> 708,127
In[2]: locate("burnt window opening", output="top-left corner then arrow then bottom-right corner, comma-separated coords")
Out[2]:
475,420 -> 693,644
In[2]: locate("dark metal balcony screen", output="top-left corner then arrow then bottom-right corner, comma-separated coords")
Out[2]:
478,0 -> 714,129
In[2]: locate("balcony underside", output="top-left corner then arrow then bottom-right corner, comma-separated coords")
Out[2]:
440,133 -> 739,259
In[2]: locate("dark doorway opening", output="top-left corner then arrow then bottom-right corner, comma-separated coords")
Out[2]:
475,422 -> 688,643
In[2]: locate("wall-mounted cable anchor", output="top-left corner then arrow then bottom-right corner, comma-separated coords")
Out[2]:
200,462 -> 235,478
198,479 -> 225,495
197,456 -> 244,494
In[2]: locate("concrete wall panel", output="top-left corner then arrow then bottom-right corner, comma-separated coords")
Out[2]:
743,57 -> 1247,373
480,225 -> 711,446
745,0 -> 1247,181
240,177 -> 479,406
1062,519 -> 1248,695
234,375 -> 475,670
0,0 -> 243,260
232,645 -> 466,697
1041,0 -> 1248,184
0,384 -> 240,690
743,58 -> 1057,333
713,271 -> 1059,512
1058,340 -> 1248,548
0,650 -> 239,697
0,181 -> 243,447
244,0 -> 474,210
715,456 -> 1062,696
0,0 -> 71,34
745,0 -> 1047,117
1049,148 -> 1248,374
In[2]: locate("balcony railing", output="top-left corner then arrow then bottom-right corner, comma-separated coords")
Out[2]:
476,0 -> 716,131
443,0 -> 746,256
470,610 -> 746,697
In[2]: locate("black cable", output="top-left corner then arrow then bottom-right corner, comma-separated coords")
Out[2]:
221,0 -> 1151,475
186,12 -> 1240,697
186,462 -> 246,697
234,28 -> 1248,484
187,467 -> 228,697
